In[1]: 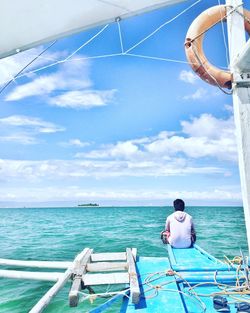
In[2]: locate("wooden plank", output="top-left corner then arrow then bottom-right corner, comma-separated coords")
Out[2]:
91,252 -> 126,262
87,261 -> 127,272
0,258 -> 72,269
132,248 -> 137,261
30,248 -> 90,313
126,248 -> 140,304
0,270 -> 63,281
69,248 -> 92,307
83,272 -> 129,286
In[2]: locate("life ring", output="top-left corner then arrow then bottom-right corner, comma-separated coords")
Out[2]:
185,5 -> 250,89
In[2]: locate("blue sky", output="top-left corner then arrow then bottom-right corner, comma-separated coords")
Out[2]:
0,0 -> 249,207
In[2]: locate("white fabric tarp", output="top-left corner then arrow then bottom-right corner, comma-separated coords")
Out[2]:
0,0 -> 187,59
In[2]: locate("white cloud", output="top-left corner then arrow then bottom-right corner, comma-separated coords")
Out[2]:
77,141 -> 141,160
4,55 -> 116,109
179,70 -> 198,84
77,113 -> 237,162
5,60 -> 91,101
0,134 -> 38,145
0,115 -> 65,133
181,113 -> 234,139
0,115 -> 65,144
60,139 -> 91,148
0,159 -> 224,183
183,88 -> 208,100
0,113 -> 237,182
49,89 -> 116,109
224,104 -> 234,113
0,185 -> 242,203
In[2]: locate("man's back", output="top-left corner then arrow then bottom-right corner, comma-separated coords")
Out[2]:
166,211 -> 194,248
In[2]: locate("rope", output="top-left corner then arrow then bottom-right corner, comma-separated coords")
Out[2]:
236,7 -> 250,25
125,0 -> 202,54
191,41 -> 233,95
0,24 -> 111,89
125,53 -> 193,65
3,53 -> 123,85
116,18 -> 124,54
0,40 -> 57,95
217,0 -> 230,67
78,256 -> 250,313
189,5 -> 239,43
79,289 -> 130,302
64,24 -> 109,61
4,52 -> 206,86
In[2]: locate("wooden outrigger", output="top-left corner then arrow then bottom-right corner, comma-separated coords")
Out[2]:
0,248 -> 139,312
0,245 -> 249,312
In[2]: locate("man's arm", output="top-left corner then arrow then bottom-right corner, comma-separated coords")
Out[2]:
191,218 -> 196,243
165,217 -> 170,232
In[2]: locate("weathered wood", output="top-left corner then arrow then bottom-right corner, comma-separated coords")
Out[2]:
0,258 -> 72,269
69,248 -> 92,307
86,261 -> 127,272
0,270 -> 63,281
126,248 -> 140,304
234,39 -> 250,72
30,248 -> 90,313
226,0 -> 250,252
91,252 -> 126,262
132,248 -> 137,260
83,272 -> 129,286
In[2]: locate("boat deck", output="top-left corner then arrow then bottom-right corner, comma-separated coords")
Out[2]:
121,256 -> 185,313
121,244 -> 248,313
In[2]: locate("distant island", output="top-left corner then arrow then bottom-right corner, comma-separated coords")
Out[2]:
78,203 -> 99,207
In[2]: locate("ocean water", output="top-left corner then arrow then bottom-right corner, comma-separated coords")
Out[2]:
0,206 -> 247,313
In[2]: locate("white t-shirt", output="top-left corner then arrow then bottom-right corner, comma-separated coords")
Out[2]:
165,211 -> 194,248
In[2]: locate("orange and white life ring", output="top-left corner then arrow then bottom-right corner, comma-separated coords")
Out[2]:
185,5 -> 250,89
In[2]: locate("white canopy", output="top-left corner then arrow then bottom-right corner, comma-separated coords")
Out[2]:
0,0 -> 187,59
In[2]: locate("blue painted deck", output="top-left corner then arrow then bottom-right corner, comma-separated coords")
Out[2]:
121,245 -> 249,313
121,256 -> 185,313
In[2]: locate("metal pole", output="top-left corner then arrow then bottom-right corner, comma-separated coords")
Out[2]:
226,0 -> 250,253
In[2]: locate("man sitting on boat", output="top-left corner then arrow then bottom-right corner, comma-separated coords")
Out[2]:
161,199 -> 196,248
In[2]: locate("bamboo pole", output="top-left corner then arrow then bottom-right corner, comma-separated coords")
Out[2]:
29,267 -> 73,313
0,270 -> 63,281
0,258 -> 71,269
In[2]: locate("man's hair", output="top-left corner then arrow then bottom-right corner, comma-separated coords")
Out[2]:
173,199 -> 185,211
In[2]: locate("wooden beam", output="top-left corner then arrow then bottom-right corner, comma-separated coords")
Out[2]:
91,252 -> 126,262
132,248 -> 137,261
226,0 -> 250,253
30,248 -> 90,313
0,258 -> 71,269
69,248 -> 92,307
0,270 -> 63,281
126,248 -> 140,304
83,272 -> 129,286
87,261 -> 128,272
234,39 -> 250,72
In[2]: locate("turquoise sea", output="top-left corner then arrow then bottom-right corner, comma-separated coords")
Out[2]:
0,206 -> 247,313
